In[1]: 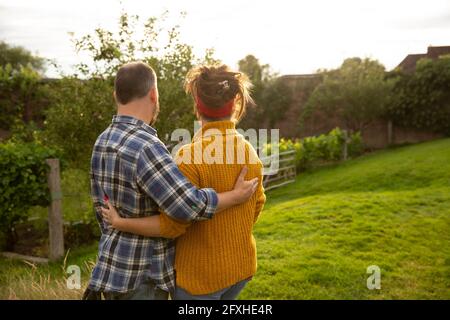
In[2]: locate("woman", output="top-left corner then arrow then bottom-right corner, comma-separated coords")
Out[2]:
102,64 -> 266,300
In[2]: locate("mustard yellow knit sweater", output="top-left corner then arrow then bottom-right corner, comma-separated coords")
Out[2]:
158,120 -> 266,295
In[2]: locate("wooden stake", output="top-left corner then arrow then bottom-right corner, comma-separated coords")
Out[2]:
46,159 -> 64,261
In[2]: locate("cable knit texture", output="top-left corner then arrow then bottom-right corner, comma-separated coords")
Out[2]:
159,120 -> 266,295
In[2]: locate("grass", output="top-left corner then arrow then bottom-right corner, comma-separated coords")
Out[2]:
1,138 -> 450,299
0,244 -> 97,299
31,167 -> 92,223
239,138 -> 450,299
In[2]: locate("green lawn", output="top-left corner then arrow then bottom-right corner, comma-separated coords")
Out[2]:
240,138 -> 450,299
1,138 -> 449,299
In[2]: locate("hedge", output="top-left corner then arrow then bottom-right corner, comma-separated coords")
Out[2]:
0,141 -> 58,249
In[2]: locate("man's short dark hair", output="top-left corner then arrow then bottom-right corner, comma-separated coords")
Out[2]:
114,62 -> 156,105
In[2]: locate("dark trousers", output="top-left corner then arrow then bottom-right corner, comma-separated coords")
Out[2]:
103,279 -> 169,300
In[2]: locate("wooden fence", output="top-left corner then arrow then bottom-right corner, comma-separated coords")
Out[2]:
261,150 -> 297,191
260,130 -> 356,191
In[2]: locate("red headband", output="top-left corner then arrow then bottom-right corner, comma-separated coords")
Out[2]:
196,95 -> 234,118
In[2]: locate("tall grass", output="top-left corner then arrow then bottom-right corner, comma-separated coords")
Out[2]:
0,245 -> 97,300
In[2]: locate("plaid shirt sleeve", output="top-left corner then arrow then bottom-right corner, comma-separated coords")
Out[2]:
136,141 -> 218,221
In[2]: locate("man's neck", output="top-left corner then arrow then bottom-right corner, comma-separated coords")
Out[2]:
117,103 -> 151,124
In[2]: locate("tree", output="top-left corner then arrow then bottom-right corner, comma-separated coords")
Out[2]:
0,42 -> 48,134
303,57 -> 393,132
0,63 -> 45,132
238,54 -> 270,86
387,56 -> 450,135
0,41 -> 45,73
238,55 -> 291,129
42,11 -> 218,168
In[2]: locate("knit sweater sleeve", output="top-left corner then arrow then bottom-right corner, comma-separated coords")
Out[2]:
159,145 -> 200,238
254,164 -> 266,224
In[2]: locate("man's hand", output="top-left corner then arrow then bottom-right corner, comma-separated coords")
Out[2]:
215,166 -> 259,212
232,166 -> 259,204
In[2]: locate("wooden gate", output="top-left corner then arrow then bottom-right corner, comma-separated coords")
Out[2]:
261,150 -> 297,191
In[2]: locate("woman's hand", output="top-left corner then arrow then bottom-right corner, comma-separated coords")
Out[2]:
101,200 -> 122,229
100,200 -> 162,237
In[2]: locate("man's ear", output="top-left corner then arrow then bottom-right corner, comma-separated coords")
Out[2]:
113,91 -> 117,102
149,87 -> 157,104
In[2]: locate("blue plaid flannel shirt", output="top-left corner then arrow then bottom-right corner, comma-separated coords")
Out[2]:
87,115 -> 218,294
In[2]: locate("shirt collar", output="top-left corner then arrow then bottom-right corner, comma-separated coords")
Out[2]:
112,115 -> 157,136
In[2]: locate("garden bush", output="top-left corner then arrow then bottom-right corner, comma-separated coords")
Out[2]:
264,128 -> 364,171
0,141 -> 58,250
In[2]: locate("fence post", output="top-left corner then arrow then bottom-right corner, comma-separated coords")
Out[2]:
46,158 -> 64,261
387,120 -> 393,145
343,130 -> 348,161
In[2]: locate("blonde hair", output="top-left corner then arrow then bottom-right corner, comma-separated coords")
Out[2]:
184,64 -> 253,122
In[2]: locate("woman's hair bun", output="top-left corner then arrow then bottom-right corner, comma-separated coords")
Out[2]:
217,80 -> 230,94
184,64 -> 254,121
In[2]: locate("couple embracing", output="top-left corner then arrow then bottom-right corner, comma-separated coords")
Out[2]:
84,61 -> 266,300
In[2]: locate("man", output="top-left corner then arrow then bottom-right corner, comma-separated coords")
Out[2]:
85,61 -> 258,300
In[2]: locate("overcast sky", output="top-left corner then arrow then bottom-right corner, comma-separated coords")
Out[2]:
1,0 -> 449,77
